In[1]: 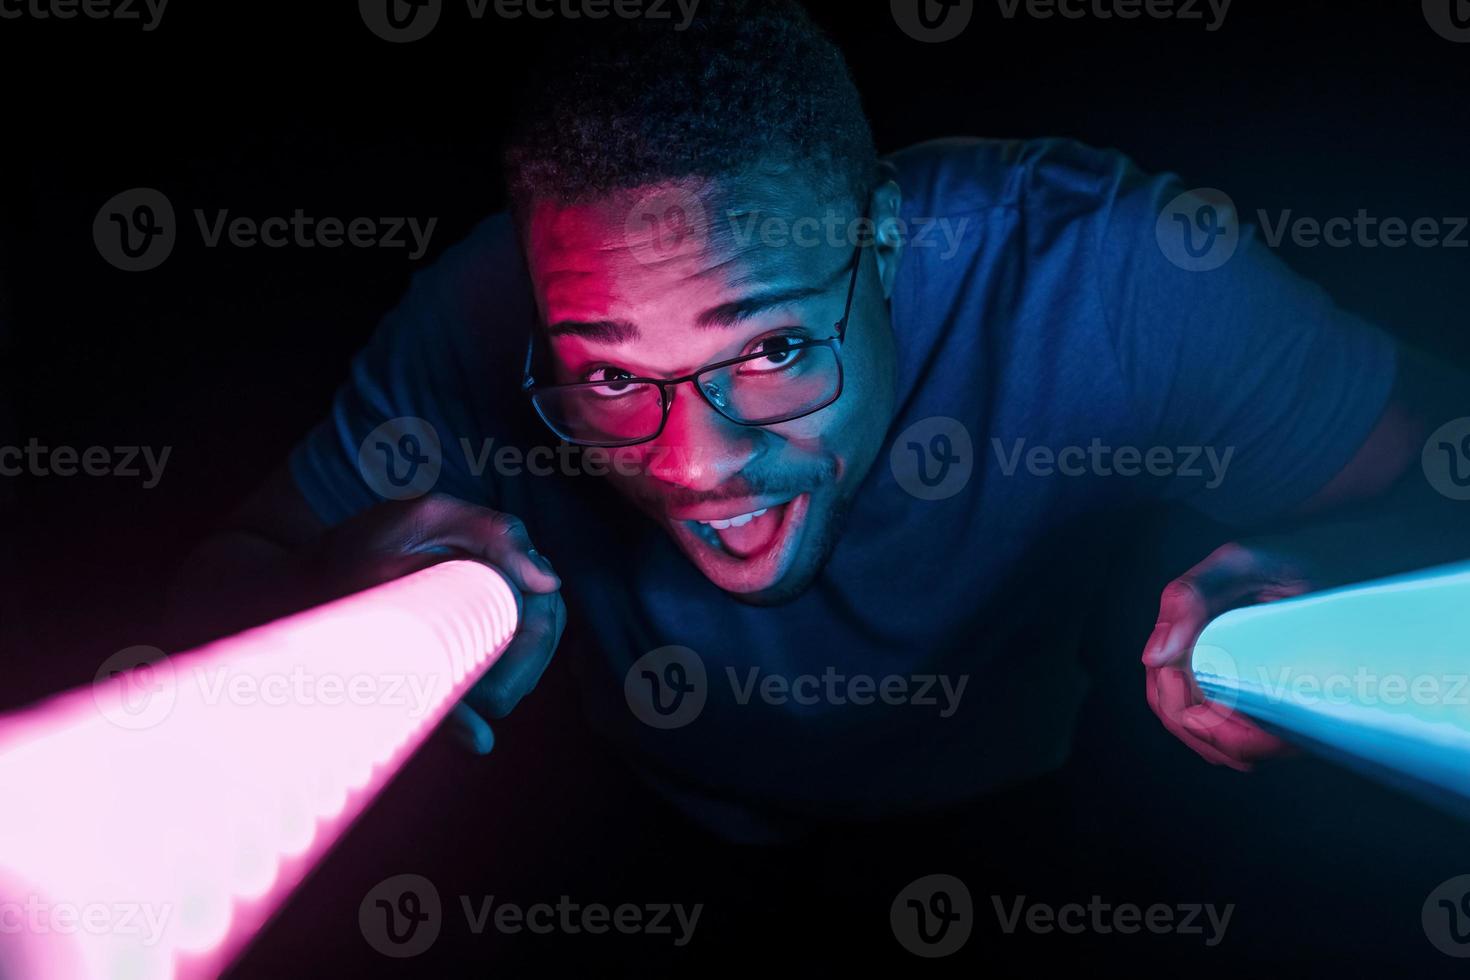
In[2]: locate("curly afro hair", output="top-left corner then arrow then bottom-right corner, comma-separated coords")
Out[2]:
502,0 -> 879,220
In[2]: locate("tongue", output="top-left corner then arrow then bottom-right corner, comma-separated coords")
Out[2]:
715,505 -> 784,559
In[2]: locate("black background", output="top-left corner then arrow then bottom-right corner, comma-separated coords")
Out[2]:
3,0 -> 1470,975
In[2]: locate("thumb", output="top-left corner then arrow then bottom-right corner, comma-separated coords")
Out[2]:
1142,579 -> 1213,667
449,702 -> 495,755
1142,544 -> 1271,668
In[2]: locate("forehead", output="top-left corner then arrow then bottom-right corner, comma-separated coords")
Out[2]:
523,175 -> 856,325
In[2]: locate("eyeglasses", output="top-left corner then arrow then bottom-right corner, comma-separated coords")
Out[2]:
521,214 -> 870,448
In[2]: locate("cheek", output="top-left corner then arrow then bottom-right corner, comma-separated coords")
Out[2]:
763,400 -> 854,455
770,347 -> 874,445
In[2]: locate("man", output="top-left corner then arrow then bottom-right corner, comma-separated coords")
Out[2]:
182,0 -> 1455,845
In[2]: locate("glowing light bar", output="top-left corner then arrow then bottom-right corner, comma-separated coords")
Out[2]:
1192,560 -> 1470,811
0,560 -> 518,980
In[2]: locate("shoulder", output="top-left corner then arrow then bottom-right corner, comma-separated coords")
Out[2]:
413,211 -> 529,309
384,211 -> 535,368
883,136 -> 1169,237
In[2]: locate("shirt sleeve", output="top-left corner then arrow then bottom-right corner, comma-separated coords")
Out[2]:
1092,158 -> 1399,526
288,213 -> 535,528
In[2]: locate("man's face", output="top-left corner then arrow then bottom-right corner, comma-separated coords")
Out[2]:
524,173 -> 903,604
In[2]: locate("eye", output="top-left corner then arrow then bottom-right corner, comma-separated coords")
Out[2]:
739,334 -> 807,374
583,366 -> 641,398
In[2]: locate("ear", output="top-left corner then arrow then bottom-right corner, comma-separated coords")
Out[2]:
867,180 -> 904,300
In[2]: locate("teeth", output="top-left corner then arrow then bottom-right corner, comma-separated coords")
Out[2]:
698,507 -> 767,530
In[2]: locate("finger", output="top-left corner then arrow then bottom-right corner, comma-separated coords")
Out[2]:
1181,702 -> 1288,761
1142,544 -> 1265,667
465,591 -> 565,720
1146,666 -> 1236,766
1142,578 -> 1212,667
1145,667 -> 1240,769
407,498 -> 561,595
449,702 -> 495,755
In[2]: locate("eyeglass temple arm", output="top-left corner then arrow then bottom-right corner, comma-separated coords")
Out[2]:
520,331 -> 536,391
834,206 -> 873,341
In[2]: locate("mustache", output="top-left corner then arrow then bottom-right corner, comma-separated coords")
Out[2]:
631,462 -> 837,511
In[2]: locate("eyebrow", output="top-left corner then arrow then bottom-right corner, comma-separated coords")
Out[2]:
543,318 -> 640,343
543,250 -> 856,342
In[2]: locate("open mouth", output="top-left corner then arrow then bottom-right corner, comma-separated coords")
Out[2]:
670,494 -> 811,593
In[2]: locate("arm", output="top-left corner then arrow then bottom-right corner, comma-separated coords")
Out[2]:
1145,348 -> 1470,768
170,464 -> 565,756
1071,153 -> 1467,769
169,214 -> 564,754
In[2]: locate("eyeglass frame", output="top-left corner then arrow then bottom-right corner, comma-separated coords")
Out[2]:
520,206 -> 872,449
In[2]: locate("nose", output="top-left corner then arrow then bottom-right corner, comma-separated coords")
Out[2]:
644,384 -> 763,491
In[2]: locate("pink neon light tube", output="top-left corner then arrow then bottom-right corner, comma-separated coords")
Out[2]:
0,560 -> 519,980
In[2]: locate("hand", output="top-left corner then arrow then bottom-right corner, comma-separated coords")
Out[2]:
1141,542 -> 1309,771
307,493 -> 566,755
